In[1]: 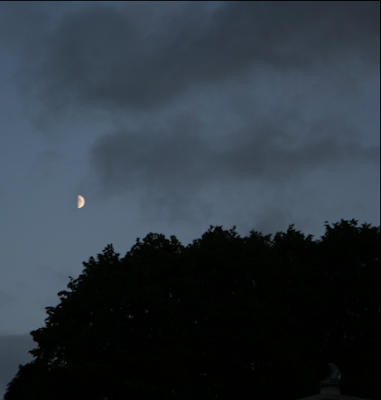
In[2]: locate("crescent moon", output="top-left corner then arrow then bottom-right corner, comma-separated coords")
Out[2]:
77,195 -> 85,209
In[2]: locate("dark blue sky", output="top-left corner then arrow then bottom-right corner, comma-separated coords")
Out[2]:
0,1 -> 379,396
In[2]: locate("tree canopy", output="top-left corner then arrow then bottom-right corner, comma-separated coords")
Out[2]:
5,220 -> 380,400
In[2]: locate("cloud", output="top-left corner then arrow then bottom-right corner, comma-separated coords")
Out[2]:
14,1 -> 380,112
4,1 -> 379,225
89,113 -> 379,202
0,2 -> 47,52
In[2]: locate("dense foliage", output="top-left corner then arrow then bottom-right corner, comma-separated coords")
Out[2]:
5,220 -> 380,399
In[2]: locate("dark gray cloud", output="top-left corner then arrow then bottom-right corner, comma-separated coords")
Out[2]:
0,2 -> 47,51
89,114 -> 379,203
14,1 -> 380,111
3,1 -> 379,224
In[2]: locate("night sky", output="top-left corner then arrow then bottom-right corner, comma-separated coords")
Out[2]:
0,1 -> 379,396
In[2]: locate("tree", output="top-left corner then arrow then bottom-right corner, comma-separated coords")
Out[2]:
5,220 -> 380,400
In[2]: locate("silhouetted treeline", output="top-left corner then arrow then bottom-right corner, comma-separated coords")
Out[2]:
5,220 -> 380,400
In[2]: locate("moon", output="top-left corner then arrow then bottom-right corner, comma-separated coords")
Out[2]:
77,195 -> 85,209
